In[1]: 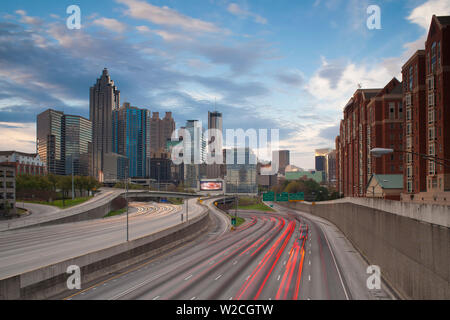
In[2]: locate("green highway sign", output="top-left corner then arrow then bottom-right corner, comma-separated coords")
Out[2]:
289,192 -> 305,201
262,191 -> 275,202
276,192 -> 289,202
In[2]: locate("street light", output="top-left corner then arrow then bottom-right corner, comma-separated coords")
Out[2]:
125,164 -> 129,242
370,148 -> 450,168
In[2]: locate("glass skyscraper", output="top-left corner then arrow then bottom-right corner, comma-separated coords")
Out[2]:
112,103 -> 150,178
64,115 -> 92,176
37,109 -> 92,176
225,148 -> 257,194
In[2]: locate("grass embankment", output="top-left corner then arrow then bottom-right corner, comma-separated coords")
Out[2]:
237,197 -> 275,212
104,208 -> 127,218
167,198 -> 184,205
21,196 -> 92,209
231,216 -> 246,227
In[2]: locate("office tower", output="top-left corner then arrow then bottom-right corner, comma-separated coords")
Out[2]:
90,68 -> 120,181
402,50 -> 427,196
185,120 -> 206,164
37,109 -> 93,176
112,103 -> 150,178
207,111 -> 223,179
425,16 -> 450,194
315,149 -> 331,172
326,150 -> 337,185
37,109 -> 65,175
149,112 -> 176,157
225,148 -> 257,194
275,150 -> 290,175
64,115 -> 92,176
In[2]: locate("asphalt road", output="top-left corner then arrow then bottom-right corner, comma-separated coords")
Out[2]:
0,198 -> 204,280
60,200 -> 394,300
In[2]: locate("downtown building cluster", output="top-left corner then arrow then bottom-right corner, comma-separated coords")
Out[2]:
34,68 -> 261,194
336,15 -> 450,205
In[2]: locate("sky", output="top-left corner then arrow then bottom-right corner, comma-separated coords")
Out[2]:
0,0 -> 449,169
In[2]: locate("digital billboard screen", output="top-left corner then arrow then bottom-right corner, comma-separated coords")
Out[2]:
200,181 -> 223,191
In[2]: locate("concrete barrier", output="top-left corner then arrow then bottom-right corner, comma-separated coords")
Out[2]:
281,200 -> 450,300
0,207 -> 210,300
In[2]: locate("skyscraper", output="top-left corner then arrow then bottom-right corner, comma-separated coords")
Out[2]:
37,109 -> 65,175
149,112 -> 175,157
207,111 -> 223,178
112,103 -> 150,178
90,68 -> 120,181
225,148 -> 257,194
64,115 -> 92,176
37,109 -> 92,176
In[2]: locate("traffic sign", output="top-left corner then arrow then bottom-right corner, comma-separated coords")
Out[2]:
276,192 -> 289,202
231,217 -> 236,226
262,191 -> 275,202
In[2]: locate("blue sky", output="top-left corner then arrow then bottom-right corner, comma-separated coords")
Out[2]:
0,0 -> 449,169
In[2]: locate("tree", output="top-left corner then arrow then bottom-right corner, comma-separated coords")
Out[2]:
57,175 -> 72,207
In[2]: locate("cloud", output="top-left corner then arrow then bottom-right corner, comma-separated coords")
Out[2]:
227,3 -> 267,24
318,124 -> 340,141
408,0 -> 450,30
15,9 -> 43,26
276,70 -> 304,87
116,0 -> 225,33
93,18 -> 127,33
0,122 -> 36,153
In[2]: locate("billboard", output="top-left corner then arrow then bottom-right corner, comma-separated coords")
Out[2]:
200,180 -> 223,191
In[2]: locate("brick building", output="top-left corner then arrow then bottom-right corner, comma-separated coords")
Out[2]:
0,151 -> 46,176
400,15 -> 450,205
402,50 -> 427,197
336,79 -> 404,198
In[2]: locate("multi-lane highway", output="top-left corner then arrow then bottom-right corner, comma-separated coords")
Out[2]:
59,199 -> 394,300
0,198 -> 204,281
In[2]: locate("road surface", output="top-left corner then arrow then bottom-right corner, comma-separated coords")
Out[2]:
60,200 -> 394,300
0,198 -> 204,280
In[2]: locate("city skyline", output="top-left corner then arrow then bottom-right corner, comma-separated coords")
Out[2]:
1,0 -> 450,169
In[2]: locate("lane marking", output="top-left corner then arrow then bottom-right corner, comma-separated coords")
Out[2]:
190,297 -> 196,300
153,296 -> 160,300
184,275 -> 193,281
308,275 -> 311,281
215,274 -> 222,281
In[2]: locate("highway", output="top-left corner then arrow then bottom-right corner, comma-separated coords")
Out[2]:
59,200 -> 394,300
0,198 -> 204,281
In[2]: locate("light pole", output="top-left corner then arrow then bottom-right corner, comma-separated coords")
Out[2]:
71,157 -> 75,200
370,148 -> 450,169
125,165 -> 129,242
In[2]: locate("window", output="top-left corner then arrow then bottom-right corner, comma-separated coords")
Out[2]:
407,181 -> 413,193
389,103 -> 395,119
406,109 -> 412,121
429,143 -> 435,156
429,127 -> 435,140
409,66 -> 413,90
429,162 -> 436,175
407,123 -> 412,135
428,93 -> 435,106
428,76 -> 434,90
428,109 -> 435,123
405,94 -> 412,106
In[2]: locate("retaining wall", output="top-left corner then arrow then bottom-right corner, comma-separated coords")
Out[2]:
0,208 -> 210,300
282,200 -> 449,300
